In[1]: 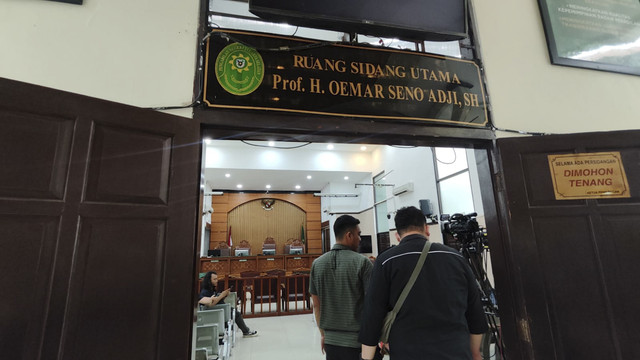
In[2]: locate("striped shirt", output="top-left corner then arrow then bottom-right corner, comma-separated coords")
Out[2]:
309,243 -> 373,348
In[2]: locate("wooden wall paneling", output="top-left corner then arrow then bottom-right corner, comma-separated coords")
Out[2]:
257,256 -> 285,272
209,192 -> 323,254
286,255 -> 310,269
228,199 -> 306,252
200,258 -> 230,275
230,257 -> 258,273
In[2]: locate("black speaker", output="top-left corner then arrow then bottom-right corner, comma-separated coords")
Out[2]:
249,0 -> 467,41
419,199 -> 433,217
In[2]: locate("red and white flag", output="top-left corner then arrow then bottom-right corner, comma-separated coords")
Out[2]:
227,226 -> 233,247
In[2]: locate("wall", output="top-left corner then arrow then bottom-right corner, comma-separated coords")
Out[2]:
2,1 -> 639,136
0,0 -> 199,118
371,146 -> 441,229
210,193 -> 322,253
473,0 -> 640,135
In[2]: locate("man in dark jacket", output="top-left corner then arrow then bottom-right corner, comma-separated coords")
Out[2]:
359,206 -> 487,360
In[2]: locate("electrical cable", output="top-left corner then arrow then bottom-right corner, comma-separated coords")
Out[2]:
491,125 -> 550,136
435,148 -> 457,165
240,140 -> 313,149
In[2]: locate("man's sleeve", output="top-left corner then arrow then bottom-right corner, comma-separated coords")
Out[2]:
361,257 -> 373,294
197,289 -> 207,300
464,263 -> 489,334
309,261 -> 318,296
358,258 -> 389,346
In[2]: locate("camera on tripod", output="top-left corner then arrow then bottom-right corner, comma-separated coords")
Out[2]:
440,212 -> 487,253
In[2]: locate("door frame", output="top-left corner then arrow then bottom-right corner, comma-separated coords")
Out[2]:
197,120 -> 522,358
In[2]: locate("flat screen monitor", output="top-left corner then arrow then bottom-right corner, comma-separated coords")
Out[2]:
289,246 -> 303,255
358,235 -> 373,253
235,249 -> 249,257
249,0 -> 467,41
263,249 -> 276,256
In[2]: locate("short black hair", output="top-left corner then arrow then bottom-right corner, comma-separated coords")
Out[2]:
333,215 -> 360,239
394,206 -> 426,235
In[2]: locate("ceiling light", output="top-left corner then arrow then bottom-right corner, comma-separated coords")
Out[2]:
306,175 -> 312,179
204,138 -> 212,144
236,184 -> 243,189
295,185 -> 301,189
266,184 -> 271,189
344,176 -> 349,180
360,146 -> 367,151
268,141 -> 275,147
327,144 -> 334,150
225,173 -> 231,178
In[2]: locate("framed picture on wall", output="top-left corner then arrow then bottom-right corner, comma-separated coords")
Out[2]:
537,0 -> 640,76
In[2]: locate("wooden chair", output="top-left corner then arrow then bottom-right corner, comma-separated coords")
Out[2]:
283,238 -> 294,254
239,270 -> 260,313
262,236 -> 276,254
235,240 -> 251,256
215,241 -> 231,257
282,272 -> 311,312
288,238 -> 304,254
250,275 -> 281,314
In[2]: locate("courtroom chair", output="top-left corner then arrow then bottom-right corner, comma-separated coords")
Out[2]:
194,348 -> 208,360
215,241 -> 231,257
262,236 -> 277,254
286,238 -> 305,254
250,275 -> 281,314
224,291 -> 238,346
235,240 -> 251,255
282,273 -> 311,312
197,308 -> 226,337
195,324 -> 219,358
283,238 -> 294,254
239,270 -> 260,314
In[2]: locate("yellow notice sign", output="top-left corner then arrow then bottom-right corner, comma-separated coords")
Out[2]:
548,152 -> 630,200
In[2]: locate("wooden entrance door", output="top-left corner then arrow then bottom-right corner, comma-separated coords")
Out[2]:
0,78 -> 200,360
495,131 -> 640,359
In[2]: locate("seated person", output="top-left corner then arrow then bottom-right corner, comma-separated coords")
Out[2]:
198,271 -> 258,337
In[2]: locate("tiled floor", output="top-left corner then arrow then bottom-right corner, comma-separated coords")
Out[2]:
229,313 -> 327,360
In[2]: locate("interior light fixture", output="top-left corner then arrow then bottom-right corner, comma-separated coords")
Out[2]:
295,185 -> 301,189
266,184 -> 271,189
327,144 -> 334,150
225,173 -> 231,178
236,184 -> 243,189
306,175 -> 312,179
205,191 -> 224,196
360,145 -> 367,151
204,138 -> 212,144
344,176 -> 349,180
268,141 -> 275,147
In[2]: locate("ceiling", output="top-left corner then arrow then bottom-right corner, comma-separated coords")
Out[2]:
204,140 -> 377,192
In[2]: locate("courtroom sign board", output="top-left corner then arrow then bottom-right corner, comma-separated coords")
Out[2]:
203,29 -> 489,127
548,152 -> 631,200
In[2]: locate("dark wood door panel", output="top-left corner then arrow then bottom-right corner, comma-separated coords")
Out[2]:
61,218 -> 166,360
0,216 -> 59,359
532,216 -> 617,360
497,130 -> 640,360
85,124 -> 172,205
597,214 -> 640,360
0,78 -> 200,360
0,109 -> 74,200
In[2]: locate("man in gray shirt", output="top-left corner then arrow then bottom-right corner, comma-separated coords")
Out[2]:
309,215 -> 374,360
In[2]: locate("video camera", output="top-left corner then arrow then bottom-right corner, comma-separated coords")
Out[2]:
440,212 -> 487,253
